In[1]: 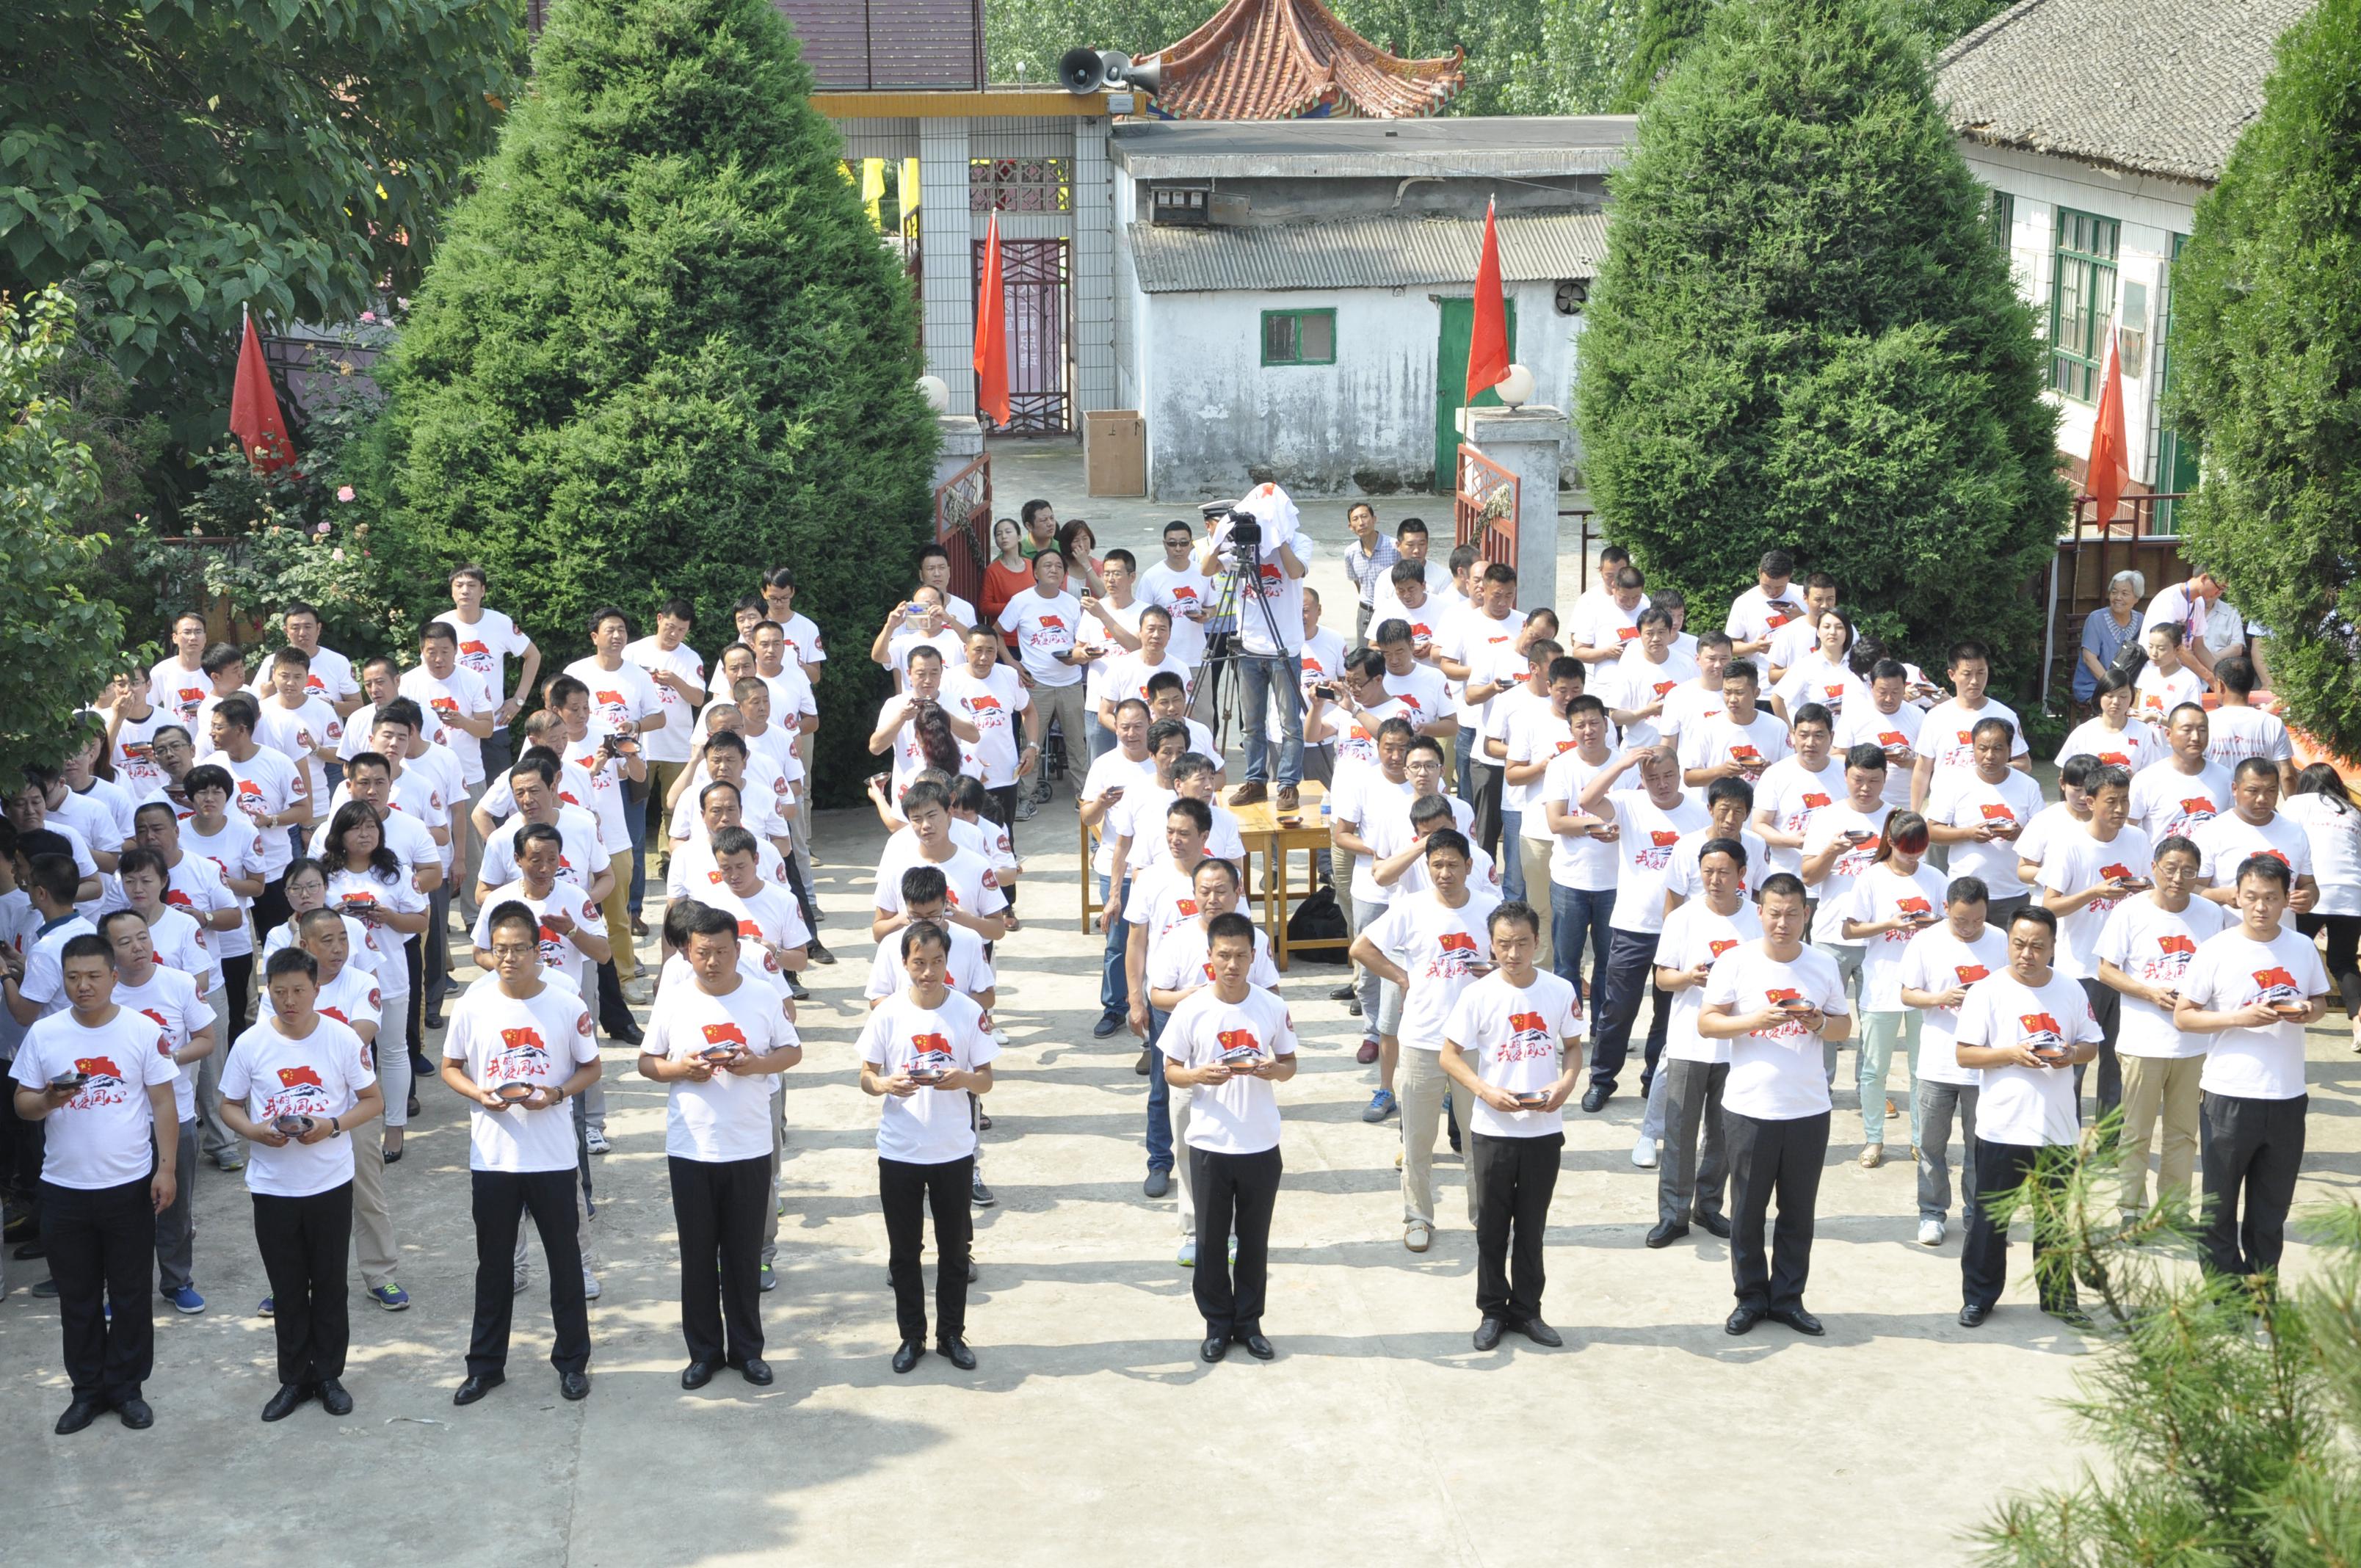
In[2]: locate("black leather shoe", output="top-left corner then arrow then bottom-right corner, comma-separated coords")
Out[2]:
261,1382 -> 312,1423
734,1358 -> 774,1386
559,1371 -> 590,1401
1472,1317 -> 1505,1351
1517,1318 -> 1563,1349
1580,1084 -> 1611,1114
1199,1335 -> 1227,1363
1645,1220 -> 1689,1249
681,1360 -> 719,1390
892,1340 -> 924,1374
423,1005 -> 445,1031
452,1371 -> 505,1407
55,1397 -> 106,1435
114,1397 -> 153,1430
1236,1331 -> 1273,1361
2047,1303 -> 2095,1330
1693,1210 -> 1733,1239
1958,1302 -> 1990,1327
1328,982 -> 1357,1002
608,1021 -> 646,1048
1769,1305 -> 1826,1337
1134,1047 -> 1153,1075
937,1337 -> 977,1371
807,941 -> 836,967
317,1379 -> 353,1416
1094,1014 -> 1125,1039
1724,1305 -> 1765,1336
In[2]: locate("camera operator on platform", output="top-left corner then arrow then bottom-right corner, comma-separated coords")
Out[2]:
1198,484 -> 1313,813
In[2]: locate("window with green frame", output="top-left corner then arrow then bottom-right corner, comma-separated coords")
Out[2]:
1261,308 -> 1335,366
1987,189 -> 2014,249
2049,207 -> 2119,402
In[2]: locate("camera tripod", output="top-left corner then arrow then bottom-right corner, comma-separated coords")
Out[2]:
1186,510 -> 1304,766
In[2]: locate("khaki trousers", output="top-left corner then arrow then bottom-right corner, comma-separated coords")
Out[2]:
600,871 -> 637,982
1399,1045 -> 1478,1231
1518,838 -> 1555,957
2119,1053 -> 2205,1216
350,1116 -> 398,1291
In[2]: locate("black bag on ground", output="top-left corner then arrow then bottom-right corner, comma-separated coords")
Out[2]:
1285,885 -> 1352,965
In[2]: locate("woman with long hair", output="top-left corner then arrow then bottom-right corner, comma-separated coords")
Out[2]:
2285,763 -> 2361,1050
1773,607 -> 1867,720
1053,518 -> 1107,601
1839,810 -> 1945,1166
2055,669 -> 2164,772
319,802 -> 429,1155
979,517 -> 1031,645
911,700 -> 967,780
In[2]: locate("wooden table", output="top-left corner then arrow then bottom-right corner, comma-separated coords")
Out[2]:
1078,782 -> 1348,970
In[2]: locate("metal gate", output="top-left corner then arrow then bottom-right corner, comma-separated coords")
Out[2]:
972,237 -> 1070,434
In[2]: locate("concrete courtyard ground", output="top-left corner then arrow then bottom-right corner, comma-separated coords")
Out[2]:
3,443 -> 2356,1565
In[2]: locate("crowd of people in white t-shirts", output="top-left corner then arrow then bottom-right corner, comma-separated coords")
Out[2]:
2,493 -> 2354,1434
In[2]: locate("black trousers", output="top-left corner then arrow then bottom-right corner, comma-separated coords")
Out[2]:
1471,762 -> 1505,859
1470,1130 -> 1562,1323
670,1153 -> 769,1365
403,934 -> 427,1075
2074,977 -> 2122,1120
880,1154 -> 972,1345
1724,1109 -> 1829,1312
469,1168 -> 590,1376
253,1181 -> 354,1384
222,953 -> 255,1037
1588,929 -> 1668,1094
2296,912 -> 2361,1019
780,844 -> 823,939
1190,1144 -> 1282,1336
2199,1091 -> 2307,1279
1961,1137 -> 2075,1312
42,1175 -> 156,1403
253,873 -> 292,953
0,1078 -> 43,1202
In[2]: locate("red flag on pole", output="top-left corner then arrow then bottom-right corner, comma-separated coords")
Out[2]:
973,214 -> 1010,428
2085,322 -> 2129,531
228,311 -> 295,472
1465,196 -> 1510,402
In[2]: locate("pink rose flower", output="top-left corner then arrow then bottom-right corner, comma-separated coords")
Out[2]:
336,485 -> 355,502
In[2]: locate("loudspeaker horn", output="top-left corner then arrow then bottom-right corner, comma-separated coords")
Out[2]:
1059,46 -> 1109,94
1117,57 -> 1163,94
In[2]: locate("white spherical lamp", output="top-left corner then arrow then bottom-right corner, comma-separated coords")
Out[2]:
1495,363 -> 1536,410
917,374 -> 950,413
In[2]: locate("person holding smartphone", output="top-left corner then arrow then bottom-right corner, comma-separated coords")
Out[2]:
2037,766 -> 2150,1119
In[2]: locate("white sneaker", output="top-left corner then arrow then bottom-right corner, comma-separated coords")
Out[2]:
584,1128 -> 611,1155
1918,1219 -> 1946,1247
1176,1237 -> 1197,1268
990,1028 -> 1011,1048
1631,1135 -> 1659,1169
581,1268 -> 603,1301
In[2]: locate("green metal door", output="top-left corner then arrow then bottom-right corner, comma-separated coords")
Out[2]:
1435,295 -> 1520,494
2153,232 -> 2200,532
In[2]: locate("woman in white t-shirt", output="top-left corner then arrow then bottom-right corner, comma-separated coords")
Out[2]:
319,803 -> 429,1149
1771,609 -> 1868,722
2285,764 -> 2361,1050
1836,812 -> 1947,1166
2056,670 -> 2163,773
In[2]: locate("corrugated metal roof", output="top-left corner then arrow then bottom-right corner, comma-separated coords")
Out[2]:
1111,115 -> 1637,178
1938,0 -> 2311,184
1128,212 -> 1608,292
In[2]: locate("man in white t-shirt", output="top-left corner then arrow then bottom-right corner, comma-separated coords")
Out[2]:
2203,656 -> 2294,787
2094,834 -> 2225,1220
1655,631 -> 1733,758
1567,565 -> 1650,666
2142,570 -> 2226,681
2129,705 -> 2234,849
1953,904 -> 2103,1326
1835,661 -> 1926,813
1349,832 -> 1501,1252
1600,608 -> 1697,753
1680,660 -> 1791,796
1647,838 -> 1760,1246
2194,758 -> 2318,915
440,903 -> 604,1406
623,598 -> 708,889
638,902 -> 800,1387
1700,874 -> 1852,1335
96,907 -> 213,1316
1437,562 -> 1522,842
995,550 -> 1095,805
148,611 -> 211,730
565,606 -> 668,926
1909,639 -> 2029,812
1366,617 -> 1457,742
2035,765 -> 2149,1118
944,625 -> 1042,831
1898,875 -> 2007,1246
1442,901 -> 1584,1350
437,565 -> 542,746
1722,549 -> 1805,658
402,622 -> 498,791
869,589 -> 969,693
1159,914 -> 1297,1363
1926,716 -> 2048,923
11,933 -> 180,1431
1749,703 -> 1841,878
1575,745 -> 1705,1111
859,920 -> 997,1373
2174,854 -> 2328,1281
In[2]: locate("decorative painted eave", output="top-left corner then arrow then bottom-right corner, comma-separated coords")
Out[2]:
1138,0 -> 1465,121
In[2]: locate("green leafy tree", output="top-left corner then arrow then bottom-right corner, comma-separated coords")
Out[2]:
0,0 -> 525,418
380,0 -> 936,800
0,285 -> 126,783
1974,1147 -> 2361,1567
1608,0 -> 1716,109
2166,0 -> 2361,762
1575,0 -> 2064,689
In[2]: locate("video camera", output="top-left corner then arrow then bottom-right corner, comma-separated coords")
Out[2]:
1200,498 -> 1262,562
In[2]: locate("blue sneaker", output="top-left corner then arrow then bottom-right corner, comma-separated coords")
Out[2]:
164,1285 -> 206,1315
368,1282 -> 410,1311
258,1295 -> 275,1317
1361,1089 -> 1399,1123
760,1263 -> 777,1293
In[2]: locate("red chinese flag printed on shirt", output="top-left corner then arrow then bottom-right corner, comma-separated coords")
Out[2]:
277,1064 -> 322,1089
1956,965 -> 1990,984
2157,934 -> 2197,957
1650,830 -> 1680,848
702,1022 -> 749,1048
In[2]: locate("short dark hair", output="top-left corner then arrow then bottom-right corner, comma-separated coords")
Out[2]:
1705,776 -> 1755,812
1421,827 -> 1470,862
1791,702 -> 1834,733
900,918 -> 951,958
900,865 -> 949,907
1488,901 -> 1540,940
1166,796 -> 1213,835
711,825 -> 761,862
1843,742 -> 1889,774
485,900 -> 540,943
1697,836 -> 1748,871
1020,499 -> 1055,526
61,932 -> 116,968
1759,549 -> 1794,578
264,946 -> 319,983
2009,903 -> 2059,937
212,694 -> 259,735
1945,876 -> 1990,907
1757,871 -> 1808,906
1205,910 -> 1256,948
685,904 -> 741,944
200,642 -> 246,676
2235,854 -> 2293,893
26,854 -> 79,905
587,605 -> 631,636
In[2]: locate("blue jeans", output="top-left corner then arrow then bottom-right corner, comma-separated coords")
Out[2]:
624,777 -> 650,918
1085,711 -> 1114,761
1587,927 -> 1667,1096
1499,810 -> 1525,901
1100,872 -> 1131,1018
1550,883 -> 1615,1003
1236,653 -> 1304,786
1145,1006 -> 1173,1171
1454,725 -> 1476,804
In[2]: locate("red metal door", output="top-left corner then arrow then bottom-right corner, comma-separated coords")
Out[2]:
973,237 -> 1070,435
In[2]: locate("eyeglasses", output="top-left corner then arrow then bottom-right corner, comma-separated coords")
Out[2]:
489,943 -> 538,959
